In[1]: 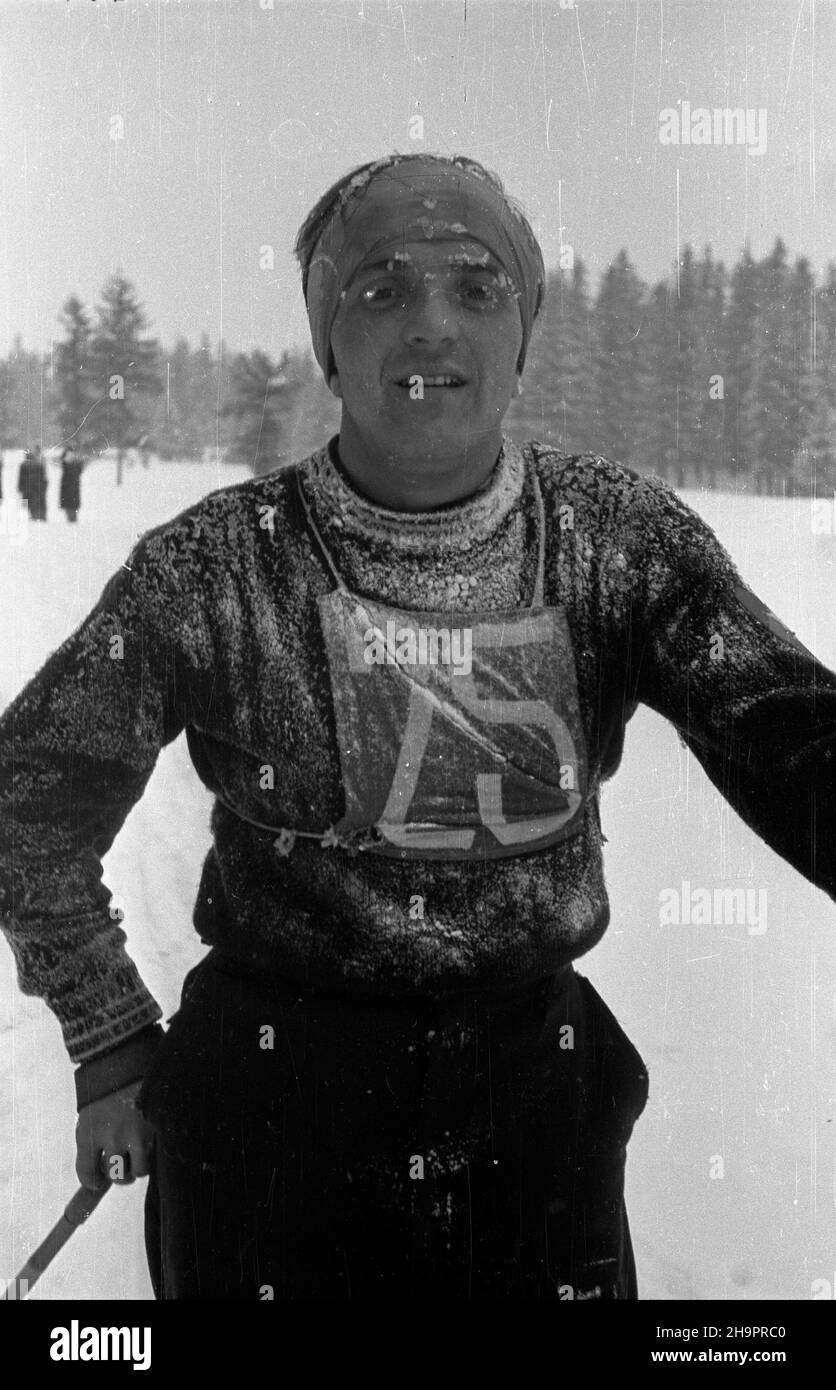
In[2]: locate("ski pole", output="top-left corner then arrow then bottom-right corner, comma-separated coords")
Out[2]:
2,1182 -> 111,1301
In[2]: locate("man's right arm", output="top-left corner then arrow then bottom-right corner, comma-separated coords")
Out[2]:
0,524 -> 197,1071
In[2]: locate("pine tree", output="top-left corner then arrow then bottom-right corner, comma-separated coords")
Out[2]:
633,278 -> 678,480
696,250 -> 729,487
722,244 -> 760,489
89,271 -> 162,484
150,334 -> 220,460
193,332 -> 221,458
802,261 -> 836,496
222,348 -> 302,474
52,296 -> 96,451
280,349 -> 340,462
676,247 -> 728,489
670,245 -> 702,486
506,258 -> 596,457
592,250 -> 646,465
155,337 -> 195,459
164,333 -> 222,461
783,256 -> 819,495
750,239 -> 796,494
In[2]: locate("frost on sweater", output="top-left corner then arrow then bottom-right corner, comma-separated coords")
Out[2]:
1,435 -> 835,1065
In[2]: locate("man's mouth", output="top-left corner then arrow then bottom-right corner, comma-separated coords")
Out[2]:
393,374 -> 467,388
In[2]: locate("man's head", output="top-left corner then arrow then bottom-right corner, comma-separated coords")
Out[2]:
293,154 -> 545,502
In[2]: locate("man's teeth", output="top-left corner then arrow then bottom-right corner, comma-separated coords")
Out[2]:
398,376 -> 463,386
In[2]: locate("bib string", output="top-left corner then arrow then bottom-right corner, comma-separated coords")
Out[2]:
296,469 -> 350,594
530,462 -> 546,609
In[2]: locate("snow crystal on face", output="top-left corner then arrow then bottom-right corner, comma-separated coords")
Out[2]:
414,218 -> 485,242
448,249 -> 491,267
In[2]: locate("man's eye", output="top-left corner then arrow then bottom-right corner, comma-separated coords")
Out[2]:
360,283 -> 403,304
463,282 -> 498,302
461,278 -> 510,305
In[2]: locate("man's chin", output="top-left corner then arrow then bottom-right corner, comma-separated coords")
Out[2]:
374,406 -> 488,449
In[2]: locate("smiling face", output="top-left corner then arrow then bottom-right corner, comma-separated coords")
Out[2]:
327,237 -> 523,508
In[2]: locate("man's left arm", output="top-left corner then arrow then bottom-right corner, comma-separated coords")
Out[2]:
624,474 -> 836,904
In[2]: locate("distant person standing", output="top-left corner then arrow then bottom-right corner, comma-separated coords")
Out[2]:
59,447 -> 84,523
18,448 -> 47,522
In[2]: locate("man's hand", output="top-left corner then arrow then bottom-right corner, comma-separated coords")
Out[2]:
75,1079 -> 156,1191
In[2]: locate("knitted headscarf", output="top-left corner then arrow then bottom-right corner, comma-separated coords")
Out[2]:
302,154 -> 546,382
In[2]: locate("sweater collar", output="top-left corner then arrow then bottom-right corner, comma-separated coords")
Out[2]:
301,433 -> 527,556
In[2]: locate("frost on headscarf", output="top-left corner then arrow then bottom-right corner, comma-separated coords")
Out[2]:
303,154 -> 546,381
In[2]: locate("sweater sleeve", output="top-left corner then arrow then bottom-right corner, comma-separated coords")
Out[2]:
0,524 -> 197,1064
74,1021 -> 167,1110
627,474 -> 836,903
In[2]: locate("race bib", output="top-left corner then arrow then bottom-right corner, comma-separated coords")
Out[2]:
317,591 -> 589,861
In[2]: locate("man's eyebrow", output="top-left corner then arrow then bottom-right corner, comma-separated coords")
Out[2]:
446,252 -> 504,270
353,251 -> 505,277
353,258 -> 410,275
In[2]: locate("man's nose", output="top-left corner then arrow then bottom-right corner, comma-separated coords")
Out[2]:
402,285 -> 459,345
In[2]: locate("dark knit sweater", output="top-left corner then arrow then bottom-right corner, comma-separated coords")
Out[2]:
1,435 -> 835,1101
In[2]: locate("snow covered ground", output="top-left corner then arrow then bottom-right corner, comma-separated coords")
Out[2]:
1,448 -> 834,1302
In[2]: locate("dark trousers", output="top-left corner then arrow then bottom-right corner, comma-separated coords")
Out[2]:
138,953 -> 649,1300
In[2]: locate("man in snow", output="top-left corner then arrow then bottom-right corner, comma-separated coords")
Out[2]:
1,153 -> 835,1300
17,447 -> 48,522
59,446 -> 85,523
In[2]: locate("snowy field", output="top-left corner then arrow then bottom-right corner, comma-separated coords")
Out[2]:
1,447 -> 835,1302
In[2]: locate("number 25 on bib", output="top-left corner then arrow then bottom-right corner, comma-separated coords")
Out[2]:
318,592 -> 590,862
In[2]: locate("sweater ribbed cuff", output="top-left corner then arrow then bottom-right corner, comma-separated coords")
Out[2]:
74,1023 -> 166,1110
